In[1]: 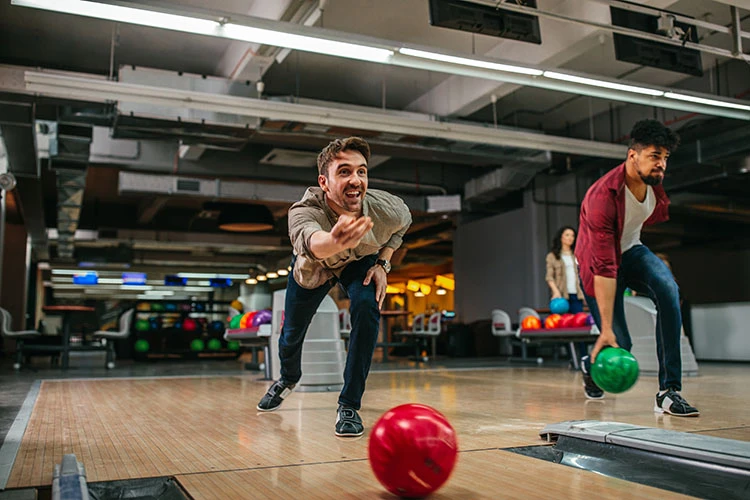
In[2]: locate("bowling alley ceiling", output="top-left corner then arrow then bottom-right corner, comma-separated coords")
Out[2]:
1,0 -> 750,279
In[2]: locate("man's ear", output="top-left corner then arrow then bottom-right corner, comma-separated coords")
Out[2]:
627,148 -> 638,162
318,174 -> 328,192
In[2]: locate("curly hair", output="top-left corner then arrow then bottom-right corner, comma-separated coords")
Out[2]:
629,119 -> 680,153
551,226 -> 577,259
317,137 -> 371,177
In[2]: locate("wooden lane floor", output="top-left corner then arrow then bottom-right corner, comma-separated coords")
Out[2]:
6,363 -> 750,492
176,449 -> 695,499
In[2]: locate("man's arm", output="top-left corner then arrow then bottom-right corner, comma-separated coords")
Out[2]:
591,275 -> 619,360
585,193 -> 621,361
545,254 -> 561,298
308,214 -> 373,260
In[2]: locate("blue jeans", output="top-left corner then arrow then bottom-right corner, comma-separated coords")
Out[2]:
279,254 -> 380,410
582,245 -> 682,391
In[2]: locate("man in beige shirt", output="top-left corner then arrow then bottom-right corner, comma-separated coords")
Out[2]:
257,137 -> 412,437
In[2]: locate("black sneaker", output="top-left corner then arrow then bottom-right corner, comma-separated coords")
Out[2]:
655,389 -> 700,417
256,380 -> 296,412
335,405 -> 364,437
581,356 -> 604,400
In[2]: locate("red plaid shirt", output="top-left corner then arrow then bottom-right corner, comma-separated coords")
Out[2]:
575,162 -> 670,296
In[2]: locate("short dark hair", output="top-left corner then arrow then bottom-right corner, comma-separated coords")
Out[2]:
317,137 -> 371,176
629,119 -> 680,153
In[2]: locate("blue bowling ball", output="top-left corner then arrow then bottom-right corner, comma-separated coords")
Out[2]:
550,297 -> 570,315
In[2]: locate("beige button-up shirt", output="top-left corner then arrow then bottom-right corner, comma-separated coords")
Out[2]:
289,187 -> 412,289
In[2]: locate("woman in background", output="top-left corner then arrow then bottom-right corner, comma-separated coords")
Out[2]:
546,226 -> 585,314
546,226 -> 587,361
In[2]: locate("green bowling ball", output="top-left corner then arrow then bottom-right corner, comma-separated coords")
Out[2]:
135,319 -> 150,332
207,338 -> 222,350
591,347 -> 640,393
190,338 -> 205,352
229,315 -> 242,329
227,340 -> 240,351
134,339 -> 150,353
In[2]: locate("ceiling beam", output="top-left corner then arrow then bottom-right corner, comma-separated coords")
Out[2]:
25,71 -> 629,159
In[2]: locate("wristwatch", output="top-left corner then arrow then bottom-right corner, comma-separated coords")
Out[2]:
376,258 -> 391,273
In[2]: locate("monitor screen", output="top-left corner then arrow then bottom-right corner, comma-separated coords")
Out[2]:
164,275 -> 188,286
122,272 -> 147,285
73,272 -> 98,285
209,278 -> 233,288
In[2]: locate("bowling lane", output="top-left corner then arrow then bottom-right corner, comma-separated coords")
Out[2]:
7,363 -> 749,488
176,449 -> 694,499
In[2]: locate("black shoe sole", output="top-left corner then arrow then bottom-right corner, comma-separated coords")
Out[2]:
582,383 -> 604,400
335,429 -> 364,437
654,406 -> 700,417
256,403 -> 281,412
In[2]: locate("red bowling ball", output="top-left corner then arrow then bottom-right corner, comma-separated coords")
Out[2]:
369,403 -> 458,498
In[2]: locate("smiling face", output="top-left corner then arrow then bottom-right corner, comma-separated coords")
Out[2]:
318,149 -> 368,215
630,145 -> 669,186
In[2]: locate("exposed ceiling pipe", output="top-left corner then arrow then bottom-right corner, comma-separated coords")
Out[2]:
24,71 -> 628,159
55,169 -> 87,260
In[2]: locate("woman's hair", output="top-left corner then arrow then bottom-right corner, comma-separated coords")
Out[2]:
551,226 -> 576,259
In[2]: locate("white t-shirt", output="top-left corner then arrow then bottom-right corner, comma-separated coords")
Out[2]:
621,185 -> 655,253
561,253 -> 577,294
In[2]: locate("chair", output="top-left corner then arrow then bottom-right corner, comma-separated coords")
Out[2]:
0,307 -> 41,370
516,307 -> 543,362
93,309 -> 134,369
411,312 -> 442,361
339,309 -> 352,349
518,307 -> 540,322
491,309 -> 512,336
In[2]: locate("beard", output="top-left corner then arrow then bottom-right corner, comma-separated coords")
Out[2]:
634,158 -> 664,186
639,172 -> 663,186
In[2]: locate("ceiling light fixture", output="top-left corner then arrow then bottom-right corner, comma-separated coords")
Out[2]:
10,0 -> 394,63
664,92 -> 750,112
543,71 -> 664,97
398,48 -> 543,76
13,0 -> 750,122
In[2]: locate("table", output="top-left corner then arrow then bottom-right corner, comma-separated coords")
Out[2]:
42,305 -> 95,369
377,310 -> 411,362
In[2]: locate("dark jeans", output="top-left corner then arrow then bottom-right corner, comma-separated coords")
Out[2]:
568,293 -> 588,359
279,254 -> 380,410
582,245 -> 683,391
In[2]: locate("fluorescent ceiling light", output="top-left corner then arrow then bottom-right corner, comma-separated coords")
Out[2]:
222,24 -> 392,63
177,272 -> 248,279
543,71 -> 664,97
266,272 -> 279,279
664,92 -> 750,112
15,1 -> 750,121
399,48 -> 542,76
11,0 -> 393,63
